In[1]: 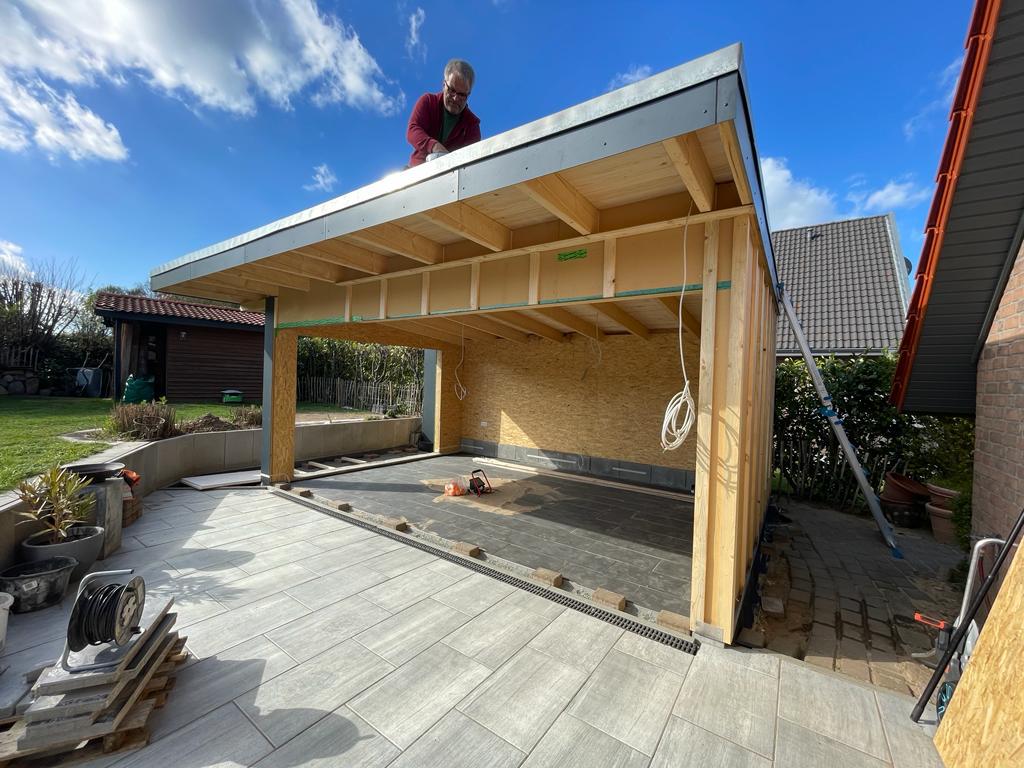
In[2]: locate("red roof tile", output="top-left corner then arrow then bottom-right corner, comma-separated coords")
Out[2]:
94,293 -> 264,327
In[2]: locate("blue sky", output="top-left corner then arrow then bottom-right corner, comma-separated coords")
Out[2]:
0,0 -> 971,291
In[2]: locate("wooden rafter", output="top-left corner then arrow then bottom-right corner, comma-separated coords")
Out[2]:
491,311 -> 565,342
347,223 -> 443,265
172,283 -> 256,305
419,317 -> 497,342
294,240 -> 388,275
259,253 -> 344,283
593,302 -> 650,340
232,264 -> 310,291
521,173 -> 600,235
195,273 -> 280,296
399,320 -> 464,346
718,121 -> 752,205
450,314 -> 529,343
533,307 -> 604,340
421,202 -> 511,252
662,134 -> 715,212
658,295 -> 700,336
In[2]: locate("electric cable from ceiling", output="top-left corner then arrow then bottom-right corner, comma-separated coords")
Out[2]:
660,200 -> 696,451
454,324 -> 468,400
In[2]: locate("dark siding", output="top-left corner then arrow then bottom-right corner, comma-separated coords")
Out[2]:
164,324 -> 263,402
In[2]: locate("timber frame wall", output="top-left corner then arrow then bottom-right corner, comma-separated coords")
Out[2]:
151,44 -> 778,644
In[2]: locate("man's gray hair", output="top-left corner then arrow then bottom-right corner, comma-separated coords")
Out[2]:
444,59 -> 475,88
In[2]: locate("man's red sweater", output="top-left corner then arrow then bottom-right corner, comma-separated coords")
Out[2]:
406,92 -> 480,166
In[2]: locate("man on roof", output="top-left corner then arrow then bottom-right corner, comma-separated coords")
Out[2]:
406,59 -> 480,166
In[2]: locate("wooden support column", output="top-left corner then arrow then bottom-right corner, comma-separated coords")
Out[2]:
434,347 -> 465,454
268,327 -> 298,483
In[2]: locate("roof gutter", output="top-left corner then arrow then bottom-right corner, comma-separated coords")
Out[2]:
890,0 -> 1001,410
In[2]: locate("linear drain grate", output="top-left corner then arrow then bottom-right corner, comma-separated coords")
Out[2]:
276,489 -> 700,656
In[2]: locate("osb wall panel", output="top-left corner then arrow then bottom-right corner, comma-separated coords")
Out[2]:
387,274 -> 422,318
616,227 -> 704,296
459,330 -> 699,469
479,254 -> 530,309
275,284 -> 345,325
436,348 -> 465,453
934,547 -> 1024,766
351,282 -> 381,320
430,265 -> 472,313
538,241 -> 605,302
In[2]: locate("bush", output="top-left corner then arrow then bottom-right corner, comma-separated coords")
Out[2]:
951,482 -> 973,551
107,401 -> 179,440
230,405 -> 262,427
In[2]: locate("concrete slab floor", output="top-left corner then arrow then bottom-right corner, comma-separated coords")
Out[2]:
294,455 -> 694,616
0,487 -> 942,767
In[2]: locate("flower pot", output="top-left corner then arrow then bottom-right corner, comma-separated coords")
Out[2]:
925,483 -> 960,511
926,502 -> 958,546
0,592 -> 12,653
0,557 -> 78,613
21,524 -> 104,581
883,472 -> 930,504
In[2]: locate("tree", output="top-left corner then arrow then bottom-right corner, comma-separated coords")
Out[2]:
0,256 -> 88,349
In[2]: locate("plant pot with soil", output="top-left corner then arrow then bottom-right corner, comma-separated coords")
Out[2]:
925,482 -> 960,510
16,466 -> 105,581
883,471 -> 931,504
926,501 -> 958,546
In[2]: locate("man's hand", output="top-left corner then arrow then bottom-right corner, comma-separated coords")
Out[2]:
431,141 -> 448,153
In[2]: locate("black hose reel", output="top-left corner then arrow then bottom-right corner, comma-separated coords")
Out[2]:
60,569 -> 146,673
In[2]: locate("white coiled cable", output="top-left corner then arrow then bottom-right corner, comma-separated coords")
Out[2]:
661,202 -> 696,451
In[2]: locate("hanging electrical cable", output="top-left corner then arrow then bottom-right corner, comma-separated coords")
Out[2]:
661,200 -> 696,451
454,324 -> 468,400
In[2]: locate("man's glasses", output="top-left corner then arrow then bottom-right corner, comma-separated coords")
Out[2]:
444,80 -> 470,100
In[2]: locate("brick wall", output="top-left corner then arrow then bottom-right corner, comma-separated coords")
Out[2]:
974,240 -> 1024,540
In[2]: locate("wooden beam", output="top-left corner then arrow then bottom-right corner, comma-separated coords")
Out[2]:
347,223 -> 443,265
528,252 -> 540,304
421,202 -> 511,251
344,284 -> 352,322
376,321 -> 453,349
294,240 -> 388,275
420,317 -> 497,342
592,302 -> 650,340
420,271 -> 430,315
533,307 -> 604,340
400,320 -> 463,346
451,314 -> 529,343
268,328 -> 298,483
170,284 -> 252,305
491,311 -> 565,342
603,238 -> 616,298
662,134 -> 715,212
718,121 -> 752,205
232,264 -> 310,291
658,295 -> 701,336
521,174 -> 600,235
379,279 -> 388,320
259,253 -> 344,283
193,274 -> 280,297
470,262 -> 480,310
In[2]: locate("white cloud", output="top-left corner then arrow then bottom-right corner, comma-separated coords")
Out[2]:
606,65 -> 652,92
850,180 -> 930,213
0,240 -> 30,276
405,8 -> 427,62
0,0 -> 403,162
903,54 -> 964,140
760,157 -> 840,230
304,163 -> 337,192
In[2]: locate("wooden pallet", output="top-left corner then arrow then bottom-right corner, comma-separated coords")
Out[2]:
0,634 -> 189,767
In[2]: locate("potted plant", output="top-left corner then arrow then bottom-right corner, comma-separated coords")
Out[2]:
17,466 -> 105,581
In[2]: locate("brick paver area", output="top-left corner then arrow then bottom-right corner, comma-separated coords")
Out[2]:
1,488 -> 943,767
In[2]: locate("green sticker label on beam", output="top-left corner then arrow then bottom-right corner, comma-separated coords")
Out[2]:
556,248 -> 587,262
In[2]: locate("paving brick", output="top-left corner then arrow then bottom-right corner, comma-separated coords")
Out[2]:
896,625 -> 933,651
869,634 -> 897,655
867,618 -> 891,637
451,541 -> 481,557
842,622 -> 865,642
656,610 -> 689,633
813,605 -> 836,627
790,578 -> 813,594
532,568 -> 563,587
866,604 -> 889,622
761,596 -> 785,617
870,669 -> 912,695
840,608 -> 861,625
789,589 -> 811,605
839,597 -> 861,613
592,588 -> 626,611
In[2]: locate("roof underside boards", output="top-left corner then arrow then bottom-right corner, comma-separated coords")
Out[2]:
146,44 -> 776,346
898,0 -> 1024,415
772,215 -> 909,356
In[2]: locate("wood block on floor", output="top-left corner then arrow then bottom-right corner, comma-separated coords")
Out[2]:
452,542 -> 481,558
656,610 -> 690,633
593,588 -> 626,611
532,568 -> 563,587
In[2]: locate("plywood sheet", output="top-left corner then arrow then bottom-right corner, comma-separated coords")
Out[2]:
479,254 -> 531,309
466,187 -> 551,230
561,142 -> 683,209
351,282 -> 381,320
388,274 -> 422,318
538,242 -> 605,303
430,264 -> 472,313
181,470 -> 262,490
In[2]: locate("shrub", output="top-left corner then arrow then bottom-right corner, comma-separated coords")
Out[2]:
16,466 -> 96,544
107,401 -> 179,440
951,482 -> 973,551
230,405 -> 262,427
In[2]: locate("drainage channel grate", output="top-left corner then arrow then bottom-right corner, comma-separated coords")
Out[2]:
276,489 -> 700,656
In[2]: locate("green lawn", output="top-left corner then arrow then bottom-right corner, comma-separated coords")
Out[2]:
0,397 -> 377,490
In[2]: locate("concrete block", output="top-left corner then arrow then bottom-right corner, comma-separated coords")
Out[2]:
223,428 -> 259,471
298,489 -> 314,499
451,541 -> 481,558
382,517 -> 409,532
592,588 -> 626,611
656,610 -> 689,633
192,430 -> 227,476
737,627 -> 766,649
337,502 -> 353,511
532,568 -> 563,587
761,596 -> 785,617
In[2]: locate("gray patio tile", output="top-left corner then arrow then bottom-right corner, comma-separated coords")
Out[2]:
235,638 -> 394,747
874,690 -> 944,768
778,659 -> 890,762
775,717 -> 889,768
349,643 -> 491,749
699,642 -> 781,677
300,536 -> 405,575
146,580 -> 228,629
188,521 -> 280,548
458,646 -> 588,752
442,598 -> 552,669
358,563 -> 461,613
613,631 -> 694,677
389,710 -> 525,768
432,572 -> 516,615
651,716 -> 771,768
422,558 -> 475,580
151,635 -> 296,739
234,540 -> 323,575
184,593 -> 310,659
252,705 -> 400,768
498,589 -> 566,621
284,563 -> 390,611
361,545 -> 438,577
527,608 -> 622,673
165,546 -> 245,575
266,595 -> 391,663
305,524 -> 379,550
0,638 -> 63,716
567,649 -> 684,755
206,562 -> 319,609
355,598 -> 471,666
520,713 -> 649,768
109,703 -> 272,768
673,649 -> 778,758
279,518 -> 353,543
1,599 -> 74,658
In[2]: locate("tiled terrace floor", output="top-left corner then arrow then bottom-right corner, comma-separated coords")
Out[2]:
296,455 -> 694,615
1,488 -> 942,767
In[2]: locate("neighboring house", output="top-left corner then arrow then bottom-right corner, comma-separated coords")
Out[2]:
772,214 -> 910,358
94,292 -> 264,402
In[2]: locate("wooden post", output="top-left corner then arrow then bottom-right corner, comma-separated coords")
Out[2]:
433,348 -> 465,454
268,328 -> 298,482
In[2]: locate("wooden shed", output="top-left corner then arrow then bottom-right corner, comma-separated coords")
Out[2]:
150,45 -> 779,644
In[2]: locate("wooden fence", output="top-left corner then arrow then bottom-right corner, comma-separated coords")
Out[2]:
298,377 -> 423,415
0,346 -> 38,370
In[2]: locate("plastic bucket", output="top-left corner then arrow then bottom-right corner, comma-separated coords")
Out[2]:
0,592 -> 12,653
